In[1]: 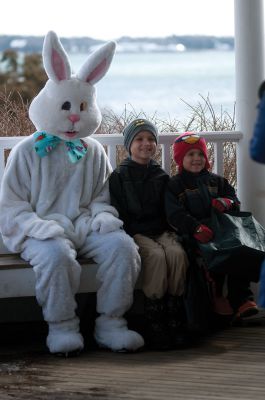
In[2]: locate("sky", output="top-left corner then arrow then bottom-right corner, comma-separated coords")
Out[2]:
1,0 -> 235,40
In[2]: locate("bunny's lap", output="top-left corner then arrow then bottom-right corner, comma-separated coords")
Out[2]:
20,230 -> 140,321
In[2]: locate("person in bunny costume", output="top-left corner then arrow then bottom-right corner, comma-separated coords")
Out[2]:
0,31 -> 144,355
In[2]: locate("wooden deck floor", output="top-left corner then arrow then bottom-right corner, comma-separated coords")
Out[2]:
1,314 -> 265,400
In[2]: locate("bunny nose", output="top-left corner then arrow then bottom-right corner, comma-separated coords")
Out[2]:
68,114 -> 80,123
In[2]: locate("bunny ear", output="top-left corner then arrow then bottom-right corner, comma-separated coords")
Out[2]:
42,31 -> 72,82
76,41 -> 116,85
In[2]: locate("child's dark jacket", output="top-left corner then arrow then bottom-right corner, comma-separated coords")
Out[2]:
165,169 -> 240,236
109,157 -> 169,237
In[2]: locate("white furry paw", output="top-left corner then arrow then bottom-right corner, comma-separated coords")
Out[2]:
91,212 -> 123,234
47,317 -> 84,354
47,331 -> 84,355
94,315 -> 144,352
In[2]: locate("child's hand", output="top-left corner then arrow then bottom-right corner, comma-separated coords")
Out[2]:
193,224 -> 213,243
212,198 -> 233,213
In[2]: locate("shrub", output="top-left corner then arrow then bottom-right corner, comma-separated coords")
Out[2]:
0,90 -> 236,184
100,96 -> 236,185
0,90 -> 34,136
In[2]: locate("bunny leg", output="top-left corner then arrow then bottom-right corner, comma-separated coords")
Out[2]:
21,237 -> 84,354
79,230 -> 144,351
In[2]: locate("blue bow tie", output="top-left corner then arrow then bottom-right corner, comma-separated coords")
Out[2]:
34,131 -> 88,163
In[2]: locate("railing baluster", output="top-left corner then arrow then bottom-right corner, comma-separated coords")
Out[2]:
106,144 -> 117,169
0,146 -> 5,185
0,132 -> 243,184
213,141 -> 224,175
161,143 -> 171,175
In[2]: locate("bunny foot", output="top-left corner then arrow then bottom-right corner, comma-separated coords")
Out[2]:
47,317 -> 84,355
94,315 -> 144,352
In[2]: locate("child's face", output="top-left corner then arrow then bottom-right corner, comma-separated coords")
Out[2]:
130,130 -> 157,164
182,148 -> 206,173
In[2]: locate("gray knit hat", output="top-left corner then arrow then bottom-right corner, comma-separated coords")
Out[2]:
123,119 -> 158,153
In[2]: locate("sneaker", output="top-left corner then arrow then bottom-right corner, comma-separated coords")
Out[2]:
236,300 -> 259,319
213,296 -> 234,316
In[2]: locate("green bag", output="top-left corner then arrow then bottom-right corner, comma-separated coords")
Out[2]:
198,211 -> 265,281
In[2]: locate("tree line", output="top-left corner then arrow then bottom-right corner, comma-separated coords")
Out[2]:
0,49 -> 46,104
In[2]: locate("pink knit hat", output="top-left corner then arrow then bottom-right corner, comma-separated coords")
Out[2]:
173,132 -> 210,172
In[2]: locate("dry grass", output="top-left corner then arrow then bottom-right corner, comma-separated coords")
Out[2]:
100,96 -> 237,184
0,91 -> 34,136
0,90 -> 237,184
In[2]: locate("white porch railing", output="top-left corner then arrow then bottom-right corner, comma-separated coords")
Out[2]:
0,131 -> 243,183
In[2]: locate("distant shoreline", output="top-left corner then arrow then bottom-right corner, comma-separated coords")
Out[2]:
0,34 -> 234,54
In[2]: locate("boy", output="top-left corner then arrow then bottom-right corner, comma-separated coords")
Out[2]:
109,119 -> 189,350
165,132 -> 258,319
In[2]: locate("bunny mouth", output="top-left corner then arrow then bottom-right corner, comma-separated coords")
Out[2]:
64,131 -> 78,138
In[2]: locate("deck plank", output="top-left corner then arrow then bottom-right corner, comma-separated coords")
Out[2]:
0,318 -> 265,399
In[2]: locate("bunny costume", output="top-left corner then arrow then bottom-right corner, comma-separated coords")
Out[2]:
0,32 -> 144,354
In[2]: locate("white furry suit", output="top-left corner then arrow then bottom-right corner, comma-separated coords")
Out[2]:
0,135 -> 143,353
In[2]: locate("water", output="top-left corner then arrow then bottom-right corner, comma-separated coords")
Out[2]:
70,50 -> 235,121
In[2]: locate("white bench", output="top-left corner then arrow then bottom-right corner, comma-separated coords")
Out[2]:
0,237 -> 100,299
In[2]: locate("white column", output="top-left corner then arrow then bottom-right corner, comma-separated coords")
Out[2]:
235,0 -> 265,225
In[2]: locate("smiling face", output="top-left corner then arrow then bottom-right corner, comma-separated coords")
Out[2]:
182,148 -> 206,173
130,130 -> 157,164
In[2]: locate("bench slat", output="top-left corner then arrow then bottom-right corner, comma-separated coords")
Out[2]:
0,253 -> 99,298
0,253 -> 94,270
0,252 -> 142,299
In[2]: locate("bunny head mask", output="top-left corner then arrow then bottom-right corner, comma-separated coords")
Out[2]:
29,31 -> 116,141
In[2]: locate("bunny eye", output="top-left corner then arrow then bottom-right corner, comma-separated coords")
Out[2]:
80,101 -> 88,111
62,101 -> 71,111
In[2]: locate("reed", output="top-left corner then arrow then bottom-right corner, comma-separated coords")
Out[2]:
0,89 -> 236,184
